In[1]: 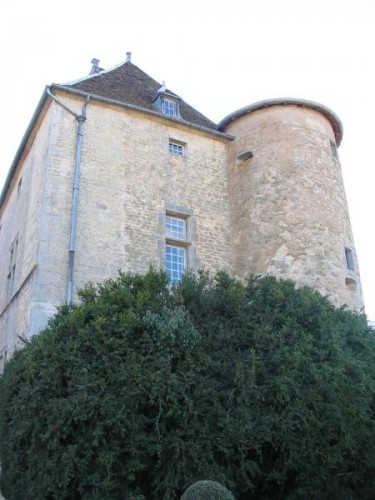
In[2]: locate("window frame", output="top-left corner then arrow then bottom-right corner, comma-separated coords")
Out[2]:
169,140 -> 185,156
165,213 -> 190,283
163,98 -> 178,117
165,244 -> 187,284
7,236 -> 19,299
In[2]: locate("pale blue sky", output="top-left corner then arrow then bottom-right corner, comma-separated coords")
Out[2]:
1,0 -> 374,321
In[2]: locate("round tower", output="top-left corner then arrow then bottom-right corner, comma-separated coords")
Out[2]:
219,98 -> 363,311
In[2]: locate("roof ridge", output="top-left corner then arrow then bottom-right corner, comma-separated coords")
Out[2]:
61,59 -> 131,86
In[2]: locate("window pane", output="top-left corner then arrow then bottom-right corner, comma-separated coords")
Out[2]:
169,142 -> 184,155
166,245 -> 186,283
166,216 -> 186,240
163,99 -> 176,116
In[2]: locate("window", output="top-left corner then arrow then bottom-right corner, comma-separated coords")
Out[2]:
7,236 -> 18,299
165,245 -> 186,283
163,98 -> 177,117
166,216 -> 186,240
330,140 -> 339,160
237,151 -> 253,162
345,247 -> 354,271
165,215 -> 189,283
345,277 -> 357,291
0,350 -> 7,374
153,84 -> 181,118
169,141 -> 185,155
17,178 -> 22,197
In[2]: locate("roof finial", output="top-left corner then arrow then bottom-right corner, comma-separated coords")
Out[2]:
126,52 -> 132,63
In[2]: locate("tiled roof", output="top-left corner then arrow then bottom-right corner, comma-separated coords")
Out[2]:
63,61 -> 217,131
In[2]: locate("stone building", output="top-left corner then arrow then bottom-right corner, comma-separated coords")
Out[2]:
0,54 -> 363,369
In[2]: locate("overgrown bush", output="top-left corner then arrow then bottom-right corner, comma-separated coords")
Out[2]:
1,269 -> 375,499
180,480 -> 235,499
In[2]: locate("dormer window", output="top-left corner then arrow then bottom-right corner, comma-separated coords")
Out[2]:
163,98 -> 177,117
153,83 -> 181,118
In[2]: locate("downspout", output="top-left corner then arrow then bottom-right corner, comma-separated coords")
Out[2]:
67,96 -> 90,304
46,89 -> 91,304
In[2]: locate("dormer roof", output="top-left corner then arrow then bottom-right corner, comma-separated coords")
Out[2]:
61,59 -> 217,131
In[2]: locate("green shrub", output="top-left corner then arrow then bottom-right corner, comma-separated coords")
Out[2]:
1,269 -> 375,499
181,480 -> 235,499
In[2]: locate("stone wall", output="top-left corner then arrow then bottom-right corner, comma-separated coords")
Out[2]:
0,101 -> 54,357
0,93 -> 364,359
1,91 -> 232,354
224,104 -> 363,310
69,96 -> 232,292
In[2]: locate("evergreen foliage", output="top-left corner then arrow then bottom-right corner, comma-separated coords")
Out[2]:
180,480 -> 235,499
1,269 -> 375,499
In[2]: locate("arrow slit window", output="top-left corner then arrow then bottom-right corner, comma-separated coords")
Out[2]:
7,236 -> 18,300
345,247 -> 354,271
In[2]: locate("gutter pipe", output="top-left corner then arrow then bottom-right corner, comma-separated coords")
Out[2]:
46,89 -> 91,303
66,96 -> 90,304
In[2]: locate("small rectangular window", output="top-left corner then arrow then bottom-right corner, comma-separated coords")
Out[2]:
169,141 -> 185,155
7,236 -> 19,299
345,247 -> 354,271
17,178 -> 22,197
330,140 -> 339,160
166,215 -> 186,240
237,151 -> 253,162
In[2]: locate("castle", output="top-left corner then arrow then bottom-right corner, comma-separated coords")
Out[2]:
0,53 -> 363,370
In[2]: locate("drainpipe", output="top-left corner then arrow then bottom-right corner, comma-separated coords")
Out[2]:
67,96 -> 90,304
46,89 -> 90,304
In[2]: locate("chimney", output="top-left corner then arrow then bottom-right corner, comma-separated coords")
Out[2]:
90,58 -> 100,75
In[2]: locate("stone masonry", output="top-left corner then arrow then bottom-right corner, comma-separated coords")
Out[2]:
0,58 -> 363,362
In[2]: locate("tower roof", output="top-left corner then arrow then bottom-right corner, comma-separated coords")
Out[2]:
218,98 -> 343,145
61,59 -> 217,131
